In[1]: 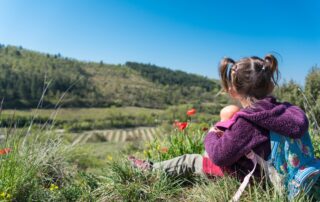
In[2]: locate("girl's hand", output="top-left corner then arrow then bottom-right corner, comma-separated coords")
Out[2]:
208,126 -> 224,137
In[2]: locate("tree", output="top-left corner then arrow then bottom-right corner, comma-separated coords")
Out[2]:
305,66 -> 320,102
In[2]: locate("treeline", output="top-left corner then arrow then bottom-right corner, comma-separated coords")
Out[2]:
0,45 -> 220,109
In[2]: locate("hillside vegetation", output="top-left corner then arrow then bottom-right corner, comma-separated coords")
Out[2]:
0,45 -> 220,109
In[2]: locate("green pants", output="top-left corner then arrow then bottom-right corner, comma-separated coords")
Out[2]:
152,154 -> 203,176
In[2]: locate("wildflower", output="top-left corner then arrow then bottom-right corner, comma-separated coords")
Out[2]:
107,155 -> 113,161
173,121 -> 188,131
187,108 -> 196,116
0,192 -> 11,199
156,144 -> 161,150
0,148 -> 11,155
160,147 -> 168,153
178,122 -> 188,131
49,184 -> 59,191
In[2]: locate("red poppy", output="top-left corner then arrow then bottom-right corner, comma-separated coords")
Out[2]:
178,122 -> 188,131
187,108 -> 196,116
173,121 -> 188,131
160,147 -> 168,153
0,148 -> 11,155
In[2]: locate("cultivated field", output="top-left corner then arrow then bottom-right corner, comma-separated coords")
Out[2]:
71,127 -> 163,145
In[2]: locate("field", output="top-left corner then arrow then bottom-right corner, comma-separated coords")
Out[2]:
0,105 -> 319,202
70,127 -> 162,144
0,104 -> 221,132
0,107 -> 166,132
1,107 -> 164,121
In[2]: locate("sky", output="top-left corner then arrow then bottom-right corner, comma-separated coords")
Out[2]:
0,0 -> 319,84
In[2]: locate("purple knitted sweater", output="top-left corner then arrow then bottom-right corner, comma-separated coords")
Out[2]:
204,96 -> 309,177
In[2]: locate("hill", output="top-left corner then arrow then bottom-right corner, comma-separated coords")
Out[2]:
0,44 -> 220,109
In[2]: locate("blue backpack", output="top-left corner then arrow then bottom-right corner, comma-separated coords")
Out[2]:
232,131 -> 320,202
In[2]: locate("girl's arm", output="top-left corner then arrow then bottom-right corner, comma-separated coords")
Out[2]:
204,117 -> 268,167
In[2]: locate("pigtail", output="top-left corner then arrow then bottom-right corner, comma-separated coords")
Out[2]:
219,58 -> 235,92
264,54 -> 279,85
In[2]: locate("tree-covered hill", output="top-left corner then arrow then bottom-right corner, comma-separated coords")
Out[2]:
0,44 -> 220,109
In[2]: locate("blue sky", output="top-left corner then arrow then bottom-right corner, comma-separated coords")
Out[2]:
0,0 -> 319,84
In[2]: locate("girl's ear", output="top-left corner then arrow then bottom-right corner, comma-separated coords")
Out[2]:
228,87 -> 236,98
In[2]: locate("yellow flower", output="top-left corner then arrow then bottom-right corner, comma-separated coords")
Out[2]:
143,150 -> 148,156
49,183 -> 59,191
156,145 -> 160,150
107,155 -> 113,161
0,192 -> 5,197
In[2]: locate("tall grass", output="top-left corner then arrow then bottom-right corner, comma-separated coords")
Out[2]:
0,126 -> 97,201
298,88 -> 320,158
94,158 -> 184,201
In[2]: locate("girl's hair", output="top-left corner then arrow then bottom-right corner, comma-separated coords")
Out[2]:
219,54 -> 279,103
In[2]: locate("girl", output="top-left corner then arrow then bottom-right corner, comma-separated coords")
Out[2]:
129,54 -> 309,180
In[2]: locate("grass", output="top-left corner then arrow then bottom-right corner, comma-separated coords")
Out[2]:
65,141 -> 136,174
0,128 -> 92,201
94,159 -> 184,201
0,121 -> 319,201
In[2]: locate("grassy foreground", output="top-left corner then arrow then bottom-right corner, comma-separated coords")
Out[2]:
0,126 -> 319,201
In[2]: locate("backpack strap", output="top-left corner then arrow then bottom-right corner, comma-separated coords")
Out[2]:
230,151 -> 257,202
251,151 -> 285,193
231,150 -> 285,202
